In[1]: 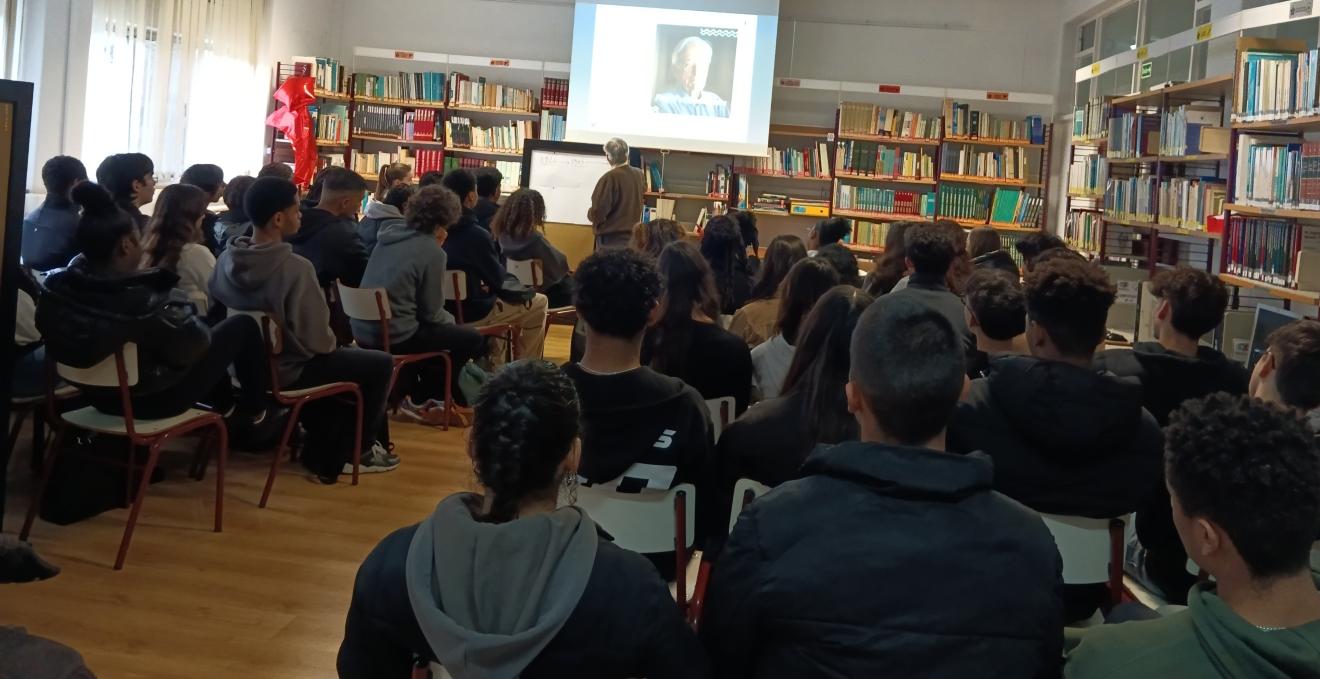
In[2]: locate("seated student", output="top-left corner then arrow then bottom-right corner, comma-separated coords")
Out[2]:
939,220 -> 975,295
729,234 -> 807,346
22,156 -> 87,271
417,170 -> 444,188
214,176 -> 255,250
876,223 -> 975,354
210,177 -> 397,481
292,167 -> 370,287
813,242 -> 861,287
473,166 -> 503,231
700,215 -> 754,316
337,360 -> 709,679
257,162 -> 293,180
719,285 -> 873,490
36,183 -> 273,432
1094,267 -> 1249,604
95,153 -> 156,233
968,226 -> 1020,276
12,272 -> 51,400
751,258 -> 838,400
629,218 -> 685,260
492,188 -> 574,308
357,184 -> 412,256
180,163 -> 226,254
702,298 -> 1063,679
862,221 -> 915,296
1249,318 -> 1320,414
354,185 -> 488,424
1065,393 -> 1320,679
140,184 -> 216,314
807,216 -> 850,253
1015,232 -> 1068,273
368,162 -> 412,211
644,241 -> 753,414
441,168 -> 548,360
949,257 -> 1163,623
729,209 -> 761,274
963,268 -> 1029,379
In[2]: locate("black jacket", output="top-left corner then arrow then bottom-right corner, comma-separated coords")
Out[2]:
36,259 -> 210,405
442,208 -> 507,322
473,197 -> 499,231
715,390 -> 817,489
879,272 -> 976,355
643,322 -> 754,414
290,207 -> 369,287
701,442 -> 1064,679
212,210 -> 250,253
972,249 -> 1020,276
948,355 -> 1164,518
20,196 -> 81,271
338,523 -> 709,679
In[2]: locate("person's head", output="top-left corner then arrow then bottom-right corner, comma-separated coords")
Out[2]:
1251,319 -> 1320,410
418,170 -> 445,187
935,220 -> 973,294
180,163 -> 226,202
604,138 -> 630,167
442,168 -> 478,208
574,248 -> 663,343
95,153 -> 155,208
1148,267 -> 1229,343
314,167 -> 369,217
729,209 -> 759,253
70,182 -> 141,273
141,183 -> 210,269
41,156 -> 88,200
475,167 -> 504,201
373,162 -> 413,202
404,185 -> 462,236
490,188 -> 546,242
629,218 -> 685,259
967,227 -> 1002,260
469,360 -> 582,523
814,243 -> 860,287
670,36 -> 714,96
223,176 -> 255,219
809,217 -> 851,250
245,176 -> 302,239
865,221 -> 916,296
651,241 -> 722,374
700,215 -> 748,309
847,298 -> 966,446
776,258 -> 840,344
1023,257 -> 1116,363
750,234 -> 807,301
904,222 -> 957,278
1015,232 -> 1069,272
964,268 -> 1026,350
1166,393 -> 1320,583
257,162 -> 293,181
382,184 -> 415,213
782,286 -> 875,444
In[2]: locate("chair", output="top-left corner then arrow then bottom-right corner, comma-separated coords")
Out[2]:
507,258 -> 577,357
704,397 -> 735,443
19,343 -> 229,570
727,477 -> 770,534
441,270 -> 519,362
8,381 -> 78,473
1041,513 -> 1130,610
576,482 -> 697,611
230,310 -> 364,508
337,284 -> 455,431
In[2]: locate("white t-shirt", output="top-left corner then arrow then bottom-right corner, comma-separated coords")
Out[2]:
177,243 -> 217,313
15,289 -> 38,345
751,333 -> 795,402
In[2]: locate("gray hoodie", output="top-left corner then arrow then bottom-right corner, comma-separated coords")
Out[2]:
353,222 -> 455,348
208,236 -> 336,386
405,494 -> 598,679
358,201 -> 406,256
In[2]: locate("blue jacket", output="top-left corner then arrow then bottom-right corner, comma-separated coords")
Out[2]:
21,196 -> 81,272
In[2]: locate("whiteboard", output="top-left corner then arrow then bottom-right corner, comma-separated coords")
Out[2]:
528,149 -> 613,225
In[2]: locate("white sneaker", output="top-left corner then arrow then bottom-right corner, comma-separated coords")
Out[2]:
343,442 -> 400,474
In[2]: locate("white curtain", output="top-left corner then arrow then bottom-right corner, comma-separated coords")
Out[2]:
82,0 -> 265,183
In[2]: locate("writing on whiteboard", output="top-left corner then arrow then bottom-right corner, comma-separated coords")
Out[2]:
528,150 -> 614,225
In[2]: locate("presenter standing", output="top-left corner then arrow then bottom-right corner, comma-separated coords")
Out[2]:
588,137 -> 645,250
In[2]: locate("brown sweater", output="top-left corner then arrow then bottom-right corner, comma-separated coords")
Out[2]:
588,164 -> 646,238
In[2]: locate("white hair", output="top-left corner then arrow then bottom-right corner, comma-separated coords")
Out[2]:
604,138 -> 630,166
671,36 -> 714,64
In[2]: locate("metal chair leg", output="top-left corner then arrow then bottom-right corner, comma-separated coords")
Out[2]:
441,353 -> 453,433
351,390 -> 363,487
7,408 -> 28,466
114,441 -> 165,570
213,420 -> 227,533
259,402 -> 305,509
20,425 -> 66,541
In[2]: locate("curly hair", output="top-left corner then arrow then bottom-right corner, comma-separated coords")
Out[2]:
574,248 -> 663,339
699,215 -> 750,315
965,268 -> 1026,341
649,241 -> 722,376
404,186 -> 462,235
490,188 -> 547,241
729,209 -> 760,252
1166,392 -> 1320,580
1024,257 -> 1116,357
776,258 -> 840,343
813,217 -> 851,247
905,222 -> 957,277
1266,319 -> 1320,410
470,360 -> 581,523
373,162 -> 413,202
1150,267 -> 1228,339
630,219 -> 685,259
141,183 -> 209,270
750,234 -> 807,301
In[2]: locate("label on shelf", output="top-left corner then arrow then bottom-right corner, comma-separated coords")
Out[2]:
987,91 -> 1009,101
1291,0 -> 1313,19
394,51 -> 414,60
1196,23 -> 1212,41
1136,45 -> 1148,60
1090,63 -> 1100,76
878,84 -> 900,94
778,78 -> 801,88
490,58 -> 510,67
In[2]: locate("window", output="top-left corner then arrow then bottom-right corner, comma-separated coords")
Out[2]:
1142,0 -> 1195,45
0,0 -> 23,79
1098,2 -> 1139,60
82,0 -> 263,182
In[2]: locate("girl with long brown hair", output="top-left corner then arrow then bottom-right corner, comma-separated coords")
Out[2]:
140,183 -> 214,312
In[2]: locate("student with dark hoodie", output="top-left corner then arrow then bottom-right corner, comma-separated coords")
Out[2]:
210,177 -> 398,481
291,167 -> 371,287
702,299 -> 1063,679
21,156 -> 87,272
180,163 -> 226,254
213,176 -> 254,251
1095,267 -> 1248,604
95,153 -> 156,234
949,256 -> 1163,623
1066,393 -> 1320,679
491,188 -> 573,308
875,222 -> 975,354
473,166 -> 503,231
337,360 -> 709,679
357,184 -> 412,256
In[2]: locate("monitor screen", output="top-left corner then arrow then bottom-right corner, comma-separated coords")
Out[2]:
1247,304 -> 1305,372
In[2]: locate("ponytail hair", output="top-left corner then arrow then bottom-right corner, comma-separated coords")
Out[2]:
374,162 -> 413,202
71,182 -> 136,265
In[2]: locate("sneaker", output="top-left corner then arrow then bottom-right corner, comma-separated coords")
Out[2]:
393,397 -> 429,423
343,442 -> 400,474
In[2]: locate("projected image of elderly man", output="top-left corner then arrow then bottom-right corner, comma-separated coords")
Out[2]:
652,36 -> 730,118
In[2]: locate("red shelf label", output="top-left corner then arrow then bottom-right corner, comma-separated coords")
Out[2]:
778,78 -> 801,87
394,51 -> 415,60
878,84 -> 901,94
490,59 -> 511,67
986,91 -> 1009,101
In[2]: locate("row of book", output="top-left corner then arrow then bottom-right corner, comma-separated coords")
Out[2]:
835,186 -> 935,217
448,72 -> 536,111
645,161 -> 663,192
312,57 -> 348,94
1068,154 -> 1106,197
940,146 -> 1029,181
937,186 -> 992,222
838,103 -> 941,140
1073,98 -> 1111,140
989,188 -> 1044,226
851,220 -> 891,249
1224,217 -> 1320,288
410,148 -> 446,176
1104,176 -> 1157,223
443,157 -> 521,193
311,104 -> 349,143
943,101 -> 1046,143
1157,178 -> 1227,231
541,77 -> 569,109
1107,112 -> 1159,159
1235,135 -> 1320,208
707,166 -> 731,197
1064,211 -> 1103,254
737,144 -> 832,178
1158,105 -> 1221,157
1233,47 -> 1320,122
445,117 -> 533,153
355,103 -> 404,137
402,109 -> 440,142
353,71 -> 446,103
540,111 -> 566,142
837,142 -> 933,179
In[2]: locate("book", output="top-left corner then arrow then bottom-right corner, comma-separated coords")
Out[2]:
353,71 -> 446,103
444,117 -> 534,153
448,72 -> 535,111
1104,176 -> 1157,223
990,187 -> 1043,226
936,185 -> 991,221
943,101 -> 1043,143
1157,177 -> 1226,230
353,103 -> 403,138
1233,47 -> 1304,122
1065,211 -> 1103,253
1068,154 -> 1107,197
310,104 -> 349,143
541,77 -> 569,108
835,142 -> 934,179
838,102 -> 940,139
835,184 -> 934,217
540,110 -> 566,142
736,145 -> 831,178
1106,111 -> 1160,159
706,166 -> 731,197
402,109 -> 439,142
939,145 -> 1028,180
440,156 -> 521,193
1224,216 -> 1320,288
313,57 -> 349,95
1159,105 -> 1222,156
1074,97 -> 1111,140
1235,132 -> 1307,208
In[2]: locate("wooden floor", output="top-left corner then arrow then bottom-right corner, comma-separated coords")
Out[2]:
0,326 -> 574,679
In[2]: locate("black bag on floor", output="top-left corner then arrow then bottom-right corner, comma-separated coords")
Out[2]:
38,435 -> 162,525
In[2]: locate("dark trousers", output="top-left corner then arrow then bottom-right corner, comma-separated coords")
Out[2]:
594,231 -> 631,251
289,347 -> 393,450
388,322 -> 488,405
543,277 -> 575,309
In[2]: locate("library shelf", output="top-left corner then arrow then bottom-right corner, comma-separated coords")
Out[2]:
987,222 -> 1043,233
1225,203 -> 1320,221
1219,274 -> 1320,305
945,217 -> 991,228
750,209 -> 822,218
1111,74 -> 1233,108
353,94 -> 444,108
1151,223 -> 1221,240
1108,156 -> 1158,165
541,105 -> 567,112
944,135 -> 1046,150
446,103 -> 540,117
1071,135 -> 1107,145
832,208 -> 932,223
769,124 -> 834,138
1160,153 -> 1228,163
834,172 -> 936,186
738,171 -> 833,183
644,191 -> 730,202
352,132 -> 446,147
844,243 -> 884,254
358,173 -> 420,184
314,89 -> 352,102
445,146 -> 524,158
1104,216 -> 1161,230
1232,114 -> 1320,133
837,132 -> 940,146
315,139 -> 349,147
1068,192 -> 1104,199
940,174 -> 1043,189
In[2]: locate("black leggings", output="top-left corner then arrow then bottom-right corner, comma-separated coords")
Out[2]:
289,347 -> 393,450
387,322 -> 488,404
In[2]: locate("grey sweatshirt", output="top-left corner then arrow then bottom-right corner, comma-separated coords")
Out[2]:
208,236 -> 336,386
357,201 -> 405,256
405,494 -> 598,679
353,222 -> 455,347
